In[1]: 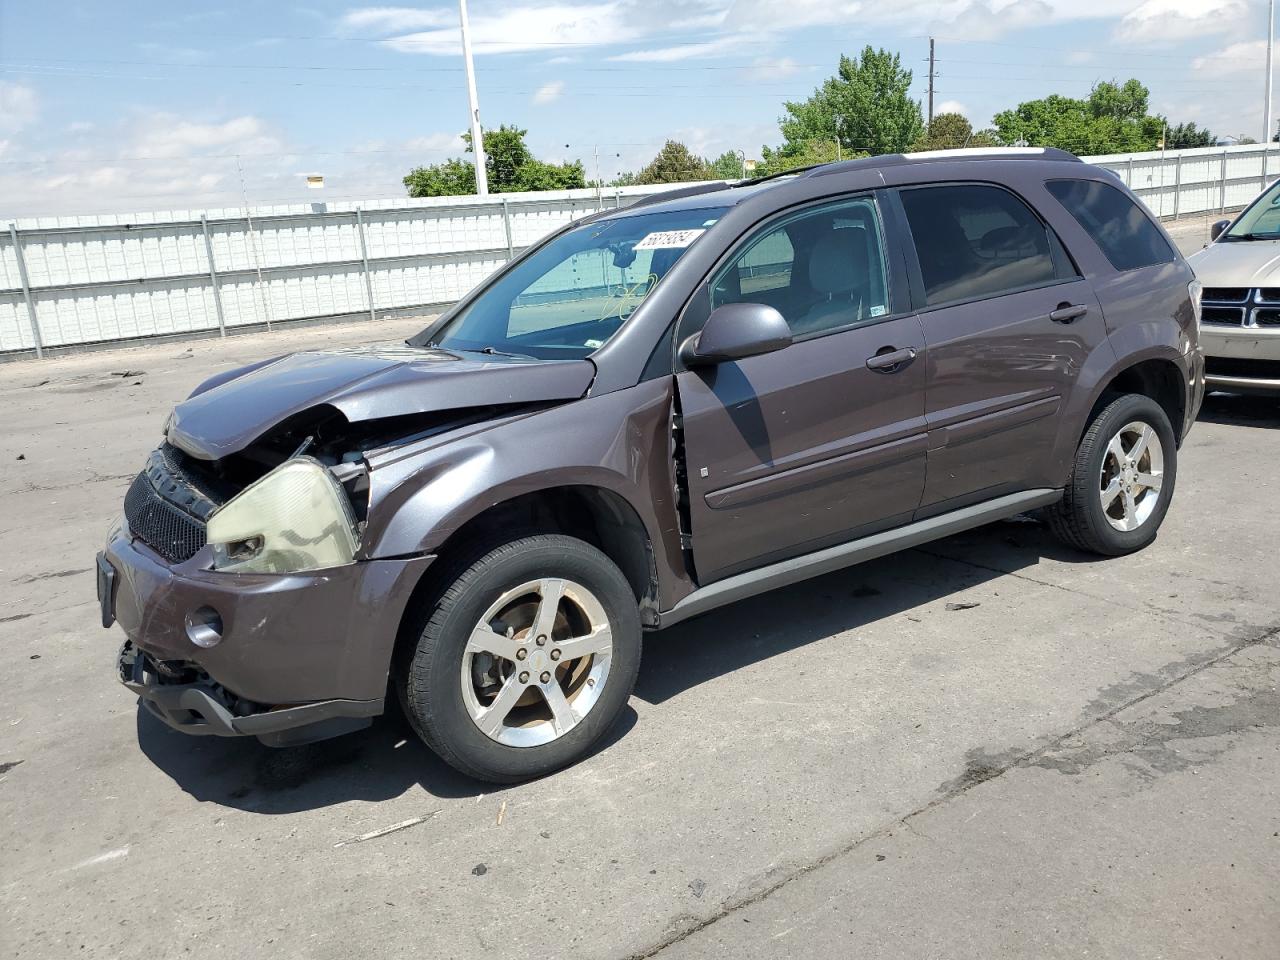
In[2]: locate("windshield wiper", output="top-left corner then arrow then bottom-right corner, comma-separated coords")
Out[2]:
477,345 -> 534,359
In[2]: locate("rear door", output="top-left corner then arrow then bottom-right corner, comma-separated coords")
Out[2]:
892,182 -> 1107,512
675,195 -> 929,583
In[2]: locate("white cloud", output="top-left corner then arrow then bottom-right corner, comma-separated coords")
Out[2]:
725,0 -> 862,30
127,115 -> 283,159
1116,0 -> 1248,43
933,0 -> 1054,41
610,34 -> 754,62
338,6 -> 454,33
402,132 -> 466,153
376,2 -> 640,55
533,80 -> 565,103
1193,40 -> 1268,75
0,82 -> 39,133
936,100 -> 969,117
750,56 -> 803,80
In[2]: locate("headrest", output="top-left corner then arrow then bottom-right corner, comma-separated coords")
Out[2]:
808,229 -> 864,295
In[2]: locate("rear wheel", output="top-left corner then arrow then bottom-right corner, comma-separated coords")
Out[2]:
399,535 -> 641,782
1047,393 -> 1177,556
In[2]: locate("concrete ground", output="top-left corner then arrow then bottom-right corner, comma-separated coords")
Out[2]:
2,226 -> 1278,959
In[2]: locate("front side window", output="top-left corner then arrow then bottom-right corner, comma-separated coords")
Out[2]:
900,183 -> 1059,306
1046,178 -> 1175,271
711,197 -> 890,338
418,206 -> 720,359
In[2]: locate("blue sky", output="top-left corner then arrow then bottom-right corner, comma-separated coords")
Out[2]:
0,0 -> 1272,216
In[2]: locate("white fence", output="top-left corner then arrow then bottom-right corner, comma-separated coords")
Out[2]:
3,143 -> 1278,357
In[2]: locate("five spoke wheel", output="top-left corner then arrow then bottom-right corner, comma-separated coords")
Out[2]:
461,577 -> 614,748
1099,420 -> 1165,532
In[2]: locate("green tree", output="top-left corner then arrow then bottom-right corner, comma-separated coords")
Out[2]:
1164,121 -> 1214,149
992,80 -> 1165,155
403,125 -> 584,197
634,140 -> 712,184
707,150 -> 746,179
771,47 -> 923,164
755,139 -> 846,176
911,112 -> 999,151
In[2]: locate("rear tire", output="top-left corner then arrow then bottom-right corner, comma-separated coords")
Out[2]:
398,534 -> 641,783
1047,393 -> 1177,556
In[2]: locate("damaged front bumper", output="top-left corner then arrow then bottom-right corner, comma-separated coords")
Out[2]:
117,640 -> 382,747
99,522 -> 435,747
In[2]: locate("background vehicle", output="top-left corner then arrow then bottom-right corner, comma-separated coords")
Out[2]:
1191,180 -> 1280,395
99,148 -> 1203,782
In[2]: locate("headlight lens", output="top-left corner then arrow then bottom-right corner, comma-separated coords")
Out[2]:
206,457 -> 358,574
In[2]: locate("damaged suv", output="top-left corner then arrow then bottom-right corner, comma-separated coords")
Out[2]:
99,148 -> 1204,782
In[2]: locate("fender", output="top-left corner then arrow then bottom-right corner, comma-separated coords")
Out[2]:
359,378 -> 695,610
1048,320 -> 1192,481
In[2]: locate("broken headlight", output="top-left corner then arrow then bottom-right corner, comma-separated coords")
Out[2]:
206,457 -> 359,574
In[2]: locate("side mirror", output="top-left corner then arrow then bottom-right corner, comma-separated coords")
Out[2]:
679,302 -> 792,367
1211,218 -> 1231,241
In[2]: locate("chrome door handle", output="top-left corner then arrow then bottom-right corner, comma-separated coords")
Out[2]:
1050,303 -> 1088,323
865,346 -> 917,373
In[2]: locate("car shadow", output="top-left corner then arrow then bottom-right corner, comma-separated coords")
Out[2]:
1197,392 -> 1280,429
136,516 -> 1094,811
136,697 -> 638,813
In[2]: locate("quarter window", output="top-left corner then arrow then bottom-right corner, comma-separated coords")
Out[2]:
900,184 -> 1060,306
1046,178 -> 1175,271
711,198 -> 890,338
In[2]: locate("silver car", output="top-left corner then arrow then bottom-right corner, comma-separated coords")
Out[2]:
1189,181 -> 1280,395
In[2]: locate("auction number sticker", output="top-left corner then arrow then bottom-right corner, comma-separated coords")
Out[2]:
634,229 -> 706,250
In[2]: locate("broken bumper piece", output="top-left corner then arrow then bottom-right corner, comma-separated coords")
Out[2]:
117,640 -> 382,747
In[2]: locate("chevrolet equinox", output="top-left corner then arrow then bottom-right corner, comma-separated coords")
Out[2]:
98,148 -> 1206,782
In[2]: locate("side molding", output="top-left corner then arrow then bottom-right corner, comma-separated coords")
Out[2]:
658,488 -> 1063,628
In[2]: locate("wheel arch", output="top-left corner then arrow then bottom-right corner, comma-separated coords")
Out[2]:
393,484 -> 662,670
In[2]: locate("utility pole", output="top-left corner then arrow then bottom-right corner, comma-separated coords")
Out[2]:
927,37 -> 936,126
458,0 -> 488,195
1266,0 -> 1276,144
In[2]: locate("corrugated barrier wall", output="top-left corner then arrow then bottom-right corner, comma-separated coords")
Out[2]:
3,143 -> 1278,357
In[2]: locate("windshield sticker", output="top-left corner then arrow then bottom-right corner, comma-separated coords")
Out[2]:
869,305 -> 886,317
634,229 -> 706,250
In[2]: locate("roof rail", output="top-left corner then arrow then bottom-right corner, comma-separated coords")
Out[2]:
899,146 -> 1081,162
625,181 -> 731,210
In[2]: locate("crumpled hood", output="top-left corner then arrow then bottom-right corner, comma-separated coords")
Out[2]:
1187,239 -> 1280,286
168,342 -> 596,460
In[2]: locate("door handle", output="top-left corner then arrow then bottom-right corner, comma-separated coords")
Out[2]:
865,346 -> 917,373
1049,303 -> 1088,324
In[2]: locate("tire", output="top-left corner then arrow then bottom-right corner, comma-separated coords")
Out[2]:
398,534 -> 641,783
1046,393 -> 1178,556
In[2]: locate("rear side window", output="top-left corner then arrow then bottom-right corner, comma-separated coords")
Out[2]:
899,184 -> 1060,306
1046,178 -> 1175,271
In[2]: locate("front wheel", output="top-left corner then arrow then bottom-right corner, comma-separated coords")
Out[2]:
1047,393 -> 1178,556
399,535 -> 641,783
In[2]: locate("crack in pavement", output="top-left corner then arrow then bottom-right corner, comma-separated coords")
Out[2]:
624,621 -> 1280,960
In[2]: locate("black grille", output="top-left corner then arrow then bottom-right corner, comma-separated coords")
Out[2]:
124,472 -> 207,564
1202,306 -> 1245,325
1256,288 -> 1280,302
1205,356 -> 1280,379
1255,308 -> 1280,326
1202,287 -> 1250,303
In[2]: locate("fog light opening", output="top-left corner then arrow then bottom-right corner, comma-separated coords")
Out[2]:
185,606 -> 224,648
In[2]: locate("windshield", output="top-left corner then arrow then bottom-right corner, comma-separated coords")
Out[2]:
414,206 -> 721,359
1225,179 -> 1280,240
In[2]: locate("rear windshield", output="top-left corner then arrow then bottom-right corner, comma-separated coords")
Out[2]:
413,206 -> 720,360
1045,178 -> 1175,271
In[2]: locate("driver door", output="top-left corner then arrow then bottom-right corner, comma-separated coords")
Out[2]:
675,195 -> 929,583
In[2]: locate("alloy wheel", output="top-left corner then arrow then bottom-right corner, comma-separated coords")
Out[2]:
460,578 -> 614,748
1099,420 -> 1165,532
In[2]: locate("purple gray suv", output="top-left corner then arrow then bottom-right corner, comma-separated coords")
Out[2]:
98,148 -> 1205,782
